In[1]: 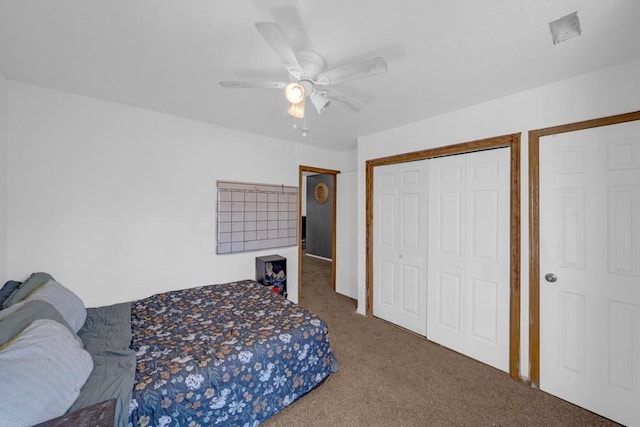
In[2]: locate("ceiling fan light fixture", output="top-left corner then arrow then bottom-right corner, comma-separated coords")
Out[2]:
310,91 -> 331,114
287,100 -> 305,119
285,82 -> 305,104
220,22 -> 390,132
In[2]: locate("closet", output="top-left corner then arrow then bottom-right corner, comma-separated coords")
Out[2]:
373,148 -> 510,372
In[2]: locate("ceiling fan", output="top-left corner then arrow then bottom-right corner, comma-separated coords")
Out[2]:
219,22 -> 388,119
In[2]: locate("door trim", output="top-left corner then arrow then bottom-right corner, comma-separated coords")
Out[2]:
366,133 -> 521,380
298,165 -> 341,301
528,110 -> 640,388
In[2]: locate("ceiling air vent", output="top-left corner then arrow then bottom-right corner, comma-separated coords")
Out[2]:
549,11 -> 581,44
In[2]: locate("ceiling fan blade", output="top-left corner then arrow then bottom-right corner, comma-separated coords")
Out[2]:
255,22 -> 303,79
219,81 -> 286,89
316,57 -> 388,86
325,92 -> 363,113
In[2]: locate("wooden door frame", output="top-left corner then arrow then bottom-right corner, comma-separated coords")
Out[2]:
365,133 -> 522,380
528,110 -> 640,388
298,165 -> 341,301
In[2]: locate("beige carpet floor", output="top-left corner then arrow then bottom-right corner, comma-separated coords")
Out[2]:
263,255 -> 619,426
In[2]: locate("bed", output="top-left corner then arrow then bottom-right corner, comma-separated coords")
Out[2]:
0,273 -> 338,427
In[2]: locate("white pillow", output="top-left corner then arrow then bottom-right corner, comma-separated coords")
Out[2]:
24,279 -> 86,332
0,319 -> 94,426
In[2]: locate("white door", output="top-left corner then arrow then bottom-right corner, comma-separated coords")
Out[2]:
373,161 -> 428,336
540,122 -> 640,426
427,148 -> 510,372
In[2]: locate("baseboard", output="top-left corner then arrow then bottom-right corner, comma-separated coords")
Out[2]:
305,253 -> 333,262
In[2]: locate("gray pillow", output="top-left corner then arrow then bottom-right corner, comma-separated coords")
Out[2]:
0,299 -> 76,346
25,279 -> 87,332
2,272 -> 53,308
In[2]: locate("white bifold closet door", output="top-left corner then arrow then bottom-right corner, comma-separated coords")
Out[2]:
539,122 -> 640,427
373,161 -> 428,336
426,148 -> 510,372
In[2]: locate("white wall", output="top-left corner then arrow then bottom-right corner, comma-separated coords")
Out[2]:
336,170 -> 357,299
0,71 -> 8,283
301,175 -> 307,216
357,58 -> 640,379
7,81 -> 356,307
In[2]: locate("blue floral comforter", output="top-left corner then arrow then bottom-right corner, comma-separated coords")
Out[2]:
128,280 -> 338,427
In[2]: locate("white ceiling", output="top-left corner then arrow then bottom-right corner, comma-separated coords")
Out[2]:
1,1 -> 639,151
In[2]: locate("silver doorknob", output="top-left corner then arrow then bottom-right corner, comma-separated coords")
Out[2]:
545,273 -> 557,283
